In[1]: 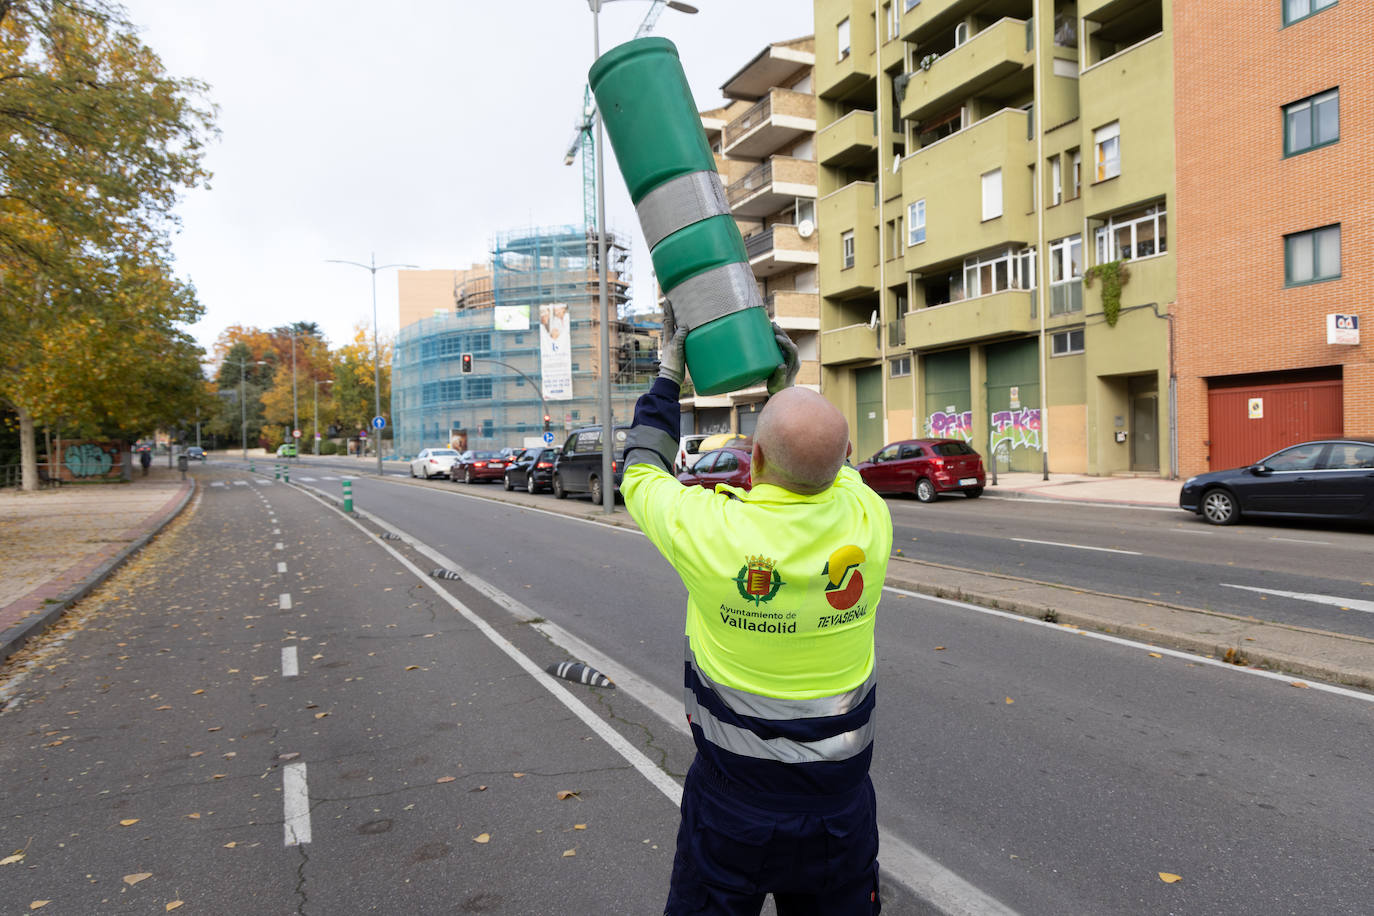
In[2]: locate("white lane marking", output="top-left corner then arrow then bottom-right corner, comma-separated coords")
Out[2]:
1011,537 -> 1141,556
298,482 -> 1020,915
1220,583 -> 1374,614
273,528 -> 281,534
274,542 -> 284,551
321,475 -> 340,480
281,645 -> 299,678
279,593 -> 292,610
298,476 -> 317,481
884,586 -> 1374,704
210,481 -> 226,487
232,481 -> 248,486
282,762 -> 311,846
1267,536 -> 1331,545
277,562 -> 287,574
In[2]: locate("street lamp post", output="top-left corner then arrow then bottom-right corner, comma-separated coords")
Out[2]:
313,379 -> 334,456
290,329 -> 299,461
586,0 -> 697,514
226,357 -> 267,460
327,253 -> 418,477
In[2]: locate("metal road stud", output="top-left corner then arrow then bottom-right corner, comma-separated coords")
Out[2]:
342,478 -> 353,514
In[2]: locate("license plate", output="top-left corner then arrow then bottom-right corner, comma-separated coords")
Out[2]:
958,477 -> 978,486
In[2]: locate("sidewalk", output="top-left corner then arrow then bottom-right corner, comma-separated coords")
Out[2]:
0,464 -> 193,660
978,470 -> 1180,507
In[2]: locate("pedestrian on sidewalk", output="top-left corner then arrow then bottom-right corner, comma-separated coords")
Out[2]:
622,306 -> 892,915
139,448 -> 151,477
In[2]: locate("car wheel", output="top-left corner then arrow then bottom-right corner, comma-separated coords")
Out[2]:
589,476 -> 603,506
527,474 -> 537,494
410,466 -> 416,478
915,478 -> 937,503
965,487 -> 983,499
465,467 -> 473,484
503,473 -> 514,492
553,474 -> 567,499
1201,488 -> 1239,526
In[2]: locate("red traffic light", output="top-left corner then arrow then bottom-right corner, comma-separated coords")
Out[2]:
461,353 -> 473,374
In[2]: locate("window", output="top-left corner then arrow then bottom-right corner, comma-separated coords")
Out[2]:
1323,443 -> 1374,470
841,230 -> 855,269
467,377 -> 493,400
905,0 -> 921,11
1284,0 -> 1337,26
1051,156 -> 1063,205
962,247 -> 1034,298
1094,122 -> 1120,181
1052,328 -> 1084,356
1095,203 -> 1167,262
886,2 -> 900,40
1284,89 -> 1339,156
908,199 -> 926,245
1049,235 -> 1083,314
1285,224 -> 1340,285
1266,442 -> 1324,471
890,356 -> 912,377
954,22 -> 969,46
796,198 -> 816,227
1069,148 -> 1081,198
837,17 -> 850,59
981,168 -> 1003,220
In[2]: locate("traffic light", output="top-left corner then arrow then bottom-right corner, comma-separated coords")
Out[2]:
460,352 -> 473,374
543,414 -> 552,432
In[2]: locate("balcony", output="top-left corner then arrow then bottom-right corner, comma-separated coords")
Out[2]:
816,0 -> 877,99
819,181 -> 879,299
904,289 -> 1037,348
818,109 -> 878,167
900,18 -> 1033,124
887,318 -> 907,348
726,157 -> 818,219
745,224 -> 819,278
723,89 -> 817,159
900,0 -> 981,44
821,322 -> 881,366
765,290 -> 820,328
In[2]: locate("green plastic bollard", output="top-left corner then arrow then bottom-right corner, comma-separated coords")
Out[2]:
590,38 -> 782,396
275,464 -> 281,480
283,465 -> 290,484
342,478 -> 353,514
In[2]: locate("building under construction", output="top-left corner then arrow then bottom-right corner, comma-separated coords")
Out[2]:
392,225 -> 660,457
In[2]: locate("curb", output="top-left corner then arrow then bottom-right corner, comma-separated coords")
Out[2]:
0,479 -> 197,663
977,486 -> 1177,509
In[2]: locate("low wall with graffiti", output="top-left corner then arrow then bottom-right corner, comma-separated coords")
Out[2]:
55,442 -> 126,481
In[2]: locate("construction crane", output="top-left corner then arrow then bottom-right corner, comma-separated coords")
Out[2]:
562,0 -> 674,232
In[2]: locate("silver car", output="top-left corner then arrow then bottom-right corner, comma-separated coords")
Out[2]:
409,448 -> 460,480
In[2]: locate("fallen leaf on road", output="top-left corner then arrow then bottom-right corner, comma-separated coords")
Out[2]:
207,726 -> 222,732
123,872 -> 152,886
119,819 -> 140,826
512,773 -> 525,778
556,791 -> 579,800
192,689 -> 205,695
1005,697 -> 1014,704
1147,653 -> 1162,659
211,774 -> 226,780
934,646 -> 945,651
189,751 -> 204,757
1158,872 -> 1182,884
224,842 -> 237,848
186,813 -> 200,819
472,785 -> 487,792
314,712 -> 329,719
562,848 -> 576,857
154,705 -> 172,711
312,654 -> 323,660
473,833 -> 491,844
278,752 -> 300,762
574,824 -> 586,830
1,853 -> 25,865
30,902 -> 49,910
166,902 -> 184,911
1290,681 -> 1310,689
405,666 -> 420,671
436,776 -> 456,784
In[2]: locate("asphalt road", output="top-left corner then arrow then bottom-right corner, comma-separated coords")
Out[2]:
312,471 -> 1374,915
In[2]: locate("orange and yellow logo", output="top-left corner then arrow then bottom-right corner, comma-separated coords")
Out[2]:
823,545 -> 865,610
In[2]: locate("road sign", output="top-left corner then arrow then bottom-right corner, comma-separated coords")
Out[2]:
292,429 -> 302,438
372,416 -> 386,430
542,431 -> 555,444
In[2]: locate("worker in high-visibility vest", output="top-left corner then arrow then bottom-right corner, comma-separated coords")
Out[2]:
623,308 -> 892,915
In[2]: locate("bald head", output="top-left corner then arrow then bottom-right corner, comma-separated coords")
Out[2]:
751,388 -> 851,495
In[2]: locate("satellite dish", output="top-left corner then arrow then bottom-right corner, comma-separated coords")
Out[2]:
868,310 -> 880,330
797,218 -> 815,238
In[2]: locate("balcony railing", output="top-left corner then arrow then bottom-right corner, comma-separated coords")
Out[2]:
1049,281 -> 1082,316
728,160 -> 774,208
887,318 -> 907,348
745,226 -> 776,260
724,95 -> 773,148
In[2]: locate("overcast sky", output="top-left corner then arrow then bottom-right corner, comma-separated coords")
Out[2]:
120,0 -> 815,359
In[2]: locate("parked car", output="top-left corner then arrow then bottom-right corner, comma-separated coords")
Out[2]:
504,447 -> 557,493
677,446 -> 752,491
186,446 -> 206,461
1179,438 -> 1374,526
275,443 -> 298,458
675,434 -> 710,473
451,450 -> 510,484
856,438 -> 986,502
552,425 -> 629,503
410,447 -> 460,479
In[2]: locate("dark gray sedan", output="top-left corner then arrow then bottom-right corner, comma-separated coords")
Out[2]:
1179,438 -> 1374,525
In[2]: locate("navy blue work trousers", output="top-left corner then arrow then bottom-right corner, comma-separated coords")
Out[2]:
664,759 -> 881,915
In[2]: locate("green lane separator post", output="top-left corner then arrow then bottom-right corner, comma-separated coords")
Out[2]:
342,478 -> 353,514
283,464 -> 290,483
275,464 -> 281,480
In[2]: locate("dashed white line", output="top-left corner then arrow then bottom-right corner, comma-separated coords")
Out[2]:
210,481 -> 226,487
277,562 -> 287,574
1011,537 -> 1141,556
1221,583 -> 1374,614
298,476 -> 317,481
1267,536 -> 1331,545
279,593 -> 292,610
232,481 -> 248,486
282,762 -> 311,846
275,542 -> 284,551
281,645 -> 299,677
273,528 -> 281,534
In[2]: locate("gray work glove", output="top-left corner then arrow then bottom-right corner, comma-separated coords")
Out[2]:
766,322 -> 800,395
657,300 -> 687,386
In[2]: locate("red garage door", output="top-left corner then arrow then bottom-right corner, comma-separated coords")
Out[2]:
1207,379 -> 1343,470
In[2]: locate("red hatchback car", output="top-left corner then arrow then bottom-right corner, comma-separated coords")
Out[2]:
856,439 -> 986,502
452,450 -> 509,484
677,446 -> 752,491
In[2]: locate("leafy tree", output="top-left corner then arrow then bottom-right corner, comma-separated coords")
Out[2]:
330,322 -> 392,443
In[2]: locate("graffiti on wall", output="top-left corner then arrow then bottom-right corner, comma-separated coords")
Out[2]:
989,408 -> 1041,462
925,410 -> 974,444
62,443 -> 118,478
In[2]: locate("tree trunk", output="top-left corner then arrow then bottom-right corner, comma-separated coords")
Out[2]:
18,404 -> 38,492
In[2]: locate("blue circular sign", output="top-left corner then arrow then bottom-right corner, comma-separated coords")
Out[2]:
542,431 -> 555,444
372,416 -> 386,430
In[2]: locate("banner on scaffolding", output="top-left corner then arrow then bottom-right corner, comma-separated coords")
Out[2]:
539,302 -> 573,401
494,305 -> 530,331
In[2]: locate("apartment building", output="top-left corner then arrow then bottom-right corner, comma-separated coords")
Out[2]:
814,0 -> 1174,475
680,37 -> 821,439
1173,0 -> 1372,476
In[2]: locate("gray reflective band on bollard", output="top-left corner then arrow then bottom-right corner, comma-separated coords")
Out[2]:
635,170 -> 730,250
546,661 -> 615,688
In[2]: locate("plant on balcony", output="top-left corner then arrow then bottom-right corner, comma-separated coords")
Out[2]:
1083,260 -> 1130,327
